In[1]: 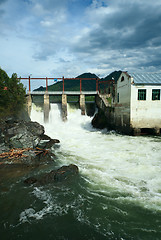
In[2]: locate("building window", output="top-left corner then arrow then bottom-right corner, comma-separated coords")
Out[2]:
121,76 -> 124,82
138,89 -> 146,100
152,89 -> 160,100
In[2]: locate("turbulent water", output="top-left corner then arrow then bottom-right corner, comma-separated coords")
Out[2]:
1,103 -> 161,240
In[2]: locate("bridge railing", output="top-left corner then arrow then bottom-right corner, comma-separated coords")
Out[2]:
19,76 -> 100,93
20,77 -> 63,92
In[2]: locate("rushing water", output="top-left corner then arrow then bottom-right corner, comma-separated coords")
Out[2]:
1,103 -> 161,240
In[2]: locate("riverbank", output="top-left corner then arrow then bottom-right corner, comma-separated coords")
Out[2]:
0,112 -> 80,188
0,117 -> 58,164
0,111 -> 59,184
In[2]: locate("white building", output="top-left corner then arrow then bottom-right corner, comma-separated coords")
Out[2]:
114,72 -> 161,135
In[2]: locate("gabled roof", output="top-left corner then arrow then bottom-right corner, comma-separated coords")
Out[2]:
128,72 -> 161,85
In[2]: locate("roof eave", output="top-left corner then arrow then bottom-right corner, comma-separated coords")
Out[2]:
134,83 -> 161,86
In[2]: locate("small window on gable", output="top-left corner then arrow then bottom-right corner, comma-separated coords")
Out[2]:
138,89 -> 146,100
121,76 -> 124,82
152,89 -> 160,100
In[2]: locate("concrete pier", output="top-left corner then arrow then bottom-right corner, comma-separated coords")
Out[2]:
27,94 -> 32,116
62,94 -> 67,121
79,94 -> 85,115
44,93 -> 50,122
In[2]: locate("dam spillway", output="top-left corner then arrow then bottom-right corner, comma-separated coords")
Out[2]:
27,91 -> 97,122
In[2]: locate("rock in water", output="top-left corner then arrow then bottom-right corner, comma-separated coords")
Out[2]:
24,164 -> 79,185
44,139 -> 60,149
54,164 -> 79,182
24,177 -> 38,184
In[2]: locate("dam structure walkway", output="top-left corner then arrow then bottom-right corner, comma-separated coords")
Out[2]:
22,76 -> 103,122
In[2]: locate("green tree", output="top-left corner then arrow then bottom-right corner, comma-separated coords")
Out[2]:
0,68 -> 26,117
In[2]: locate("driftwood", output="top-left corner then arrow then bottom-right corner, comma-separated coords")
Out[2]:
34,147 -> 49,156
0,147 -> 49,161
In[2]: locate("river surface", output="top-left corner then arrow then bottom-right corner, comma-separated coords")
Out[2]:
1,103 -> 161,240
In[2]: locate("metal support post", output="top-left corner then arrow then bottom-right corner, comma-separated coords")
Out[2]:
80,79 -> 82,93
63,76 -> 64,92
46,77 -> 48,92
29,76 -> 31,92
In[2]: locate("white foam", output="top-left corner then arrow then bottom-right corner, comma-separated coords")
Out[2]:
30,103 -> 161,210
19,187 -> 70,223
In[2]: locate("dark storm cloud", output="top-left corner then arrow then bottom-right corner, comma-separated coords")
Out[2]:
70,0 -> 161,71
73,1 -> 161,53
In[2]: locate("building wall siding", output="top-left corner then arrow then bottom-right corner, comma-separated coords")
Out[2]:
113,72 -> 131,133
131,85 -> 161,128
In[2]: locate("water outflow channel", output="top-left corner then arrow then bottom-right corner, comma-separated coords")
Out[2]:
1,102 -> 161,240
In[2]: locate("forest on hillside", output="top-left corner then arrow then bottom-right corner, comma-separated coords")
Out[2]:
0,68 -> 26,117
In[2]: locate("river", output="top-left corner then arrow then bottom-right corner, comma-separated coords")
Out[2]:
1,103 -> 161,240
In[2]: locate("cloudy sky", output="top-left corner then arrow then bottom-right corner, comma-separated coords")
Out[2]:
1,0 -> 161,80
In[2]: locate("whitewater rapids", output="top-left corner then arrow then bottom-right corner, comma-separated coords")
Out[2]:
30,103 -> 161,211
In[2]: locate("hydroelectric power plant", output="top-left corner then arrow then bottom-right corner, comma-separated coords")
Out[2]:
1,74 -> 161,240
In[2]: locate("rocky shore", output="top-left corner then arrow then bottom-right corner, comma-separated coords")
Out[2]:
0,118 -> 59,165
0,117 -> 79,184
